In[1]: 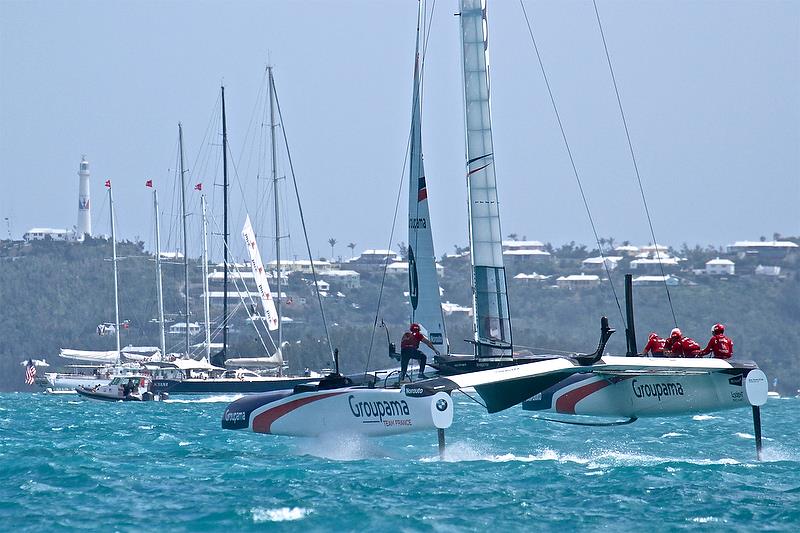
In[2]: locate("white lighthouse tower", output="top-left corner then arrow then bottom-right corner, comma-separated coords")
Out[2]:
76,155 -> 91,239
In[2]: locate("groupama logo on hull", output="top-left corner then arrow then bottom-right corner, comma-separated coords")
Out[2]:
631,379 -> 685,402
348,395 -> 411,423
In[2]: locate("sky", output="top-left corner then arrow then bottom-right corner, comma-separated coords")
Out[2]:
1,0 -> 798,262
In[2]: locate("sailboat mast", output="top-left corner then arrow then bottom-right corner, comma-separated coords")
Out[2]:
222,85 -> 229,357
178,122 -> 190,357
459,0 -> 512,358
268,67 -> 282,356
201,194 -> 211,361
407,0 -> 447,351
108,183 -> 121,361
153,188 -> 166,358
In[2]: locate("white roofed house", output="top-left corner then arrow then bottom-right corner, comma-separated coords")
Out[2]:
502,248 -> 552,273
513,272 -> 551,283
23,227 -> 74,242
346,249 -> 402,272
385,261 -> 444,277
639,243 -> 670,255
726,240 -> 799,260
613,244 -> 640,256
629,256 -> 680,275
705,257 -> 735,276
632,274 -> 680,287
502,239 -> 546,252
556,273 -> 601,289
755,265 -> 781,277
581,256 -> 623,272
318,269 -> 361,289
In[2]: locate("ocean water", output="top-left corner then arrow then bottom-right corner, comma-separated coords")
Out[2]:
1,392 -> 798,532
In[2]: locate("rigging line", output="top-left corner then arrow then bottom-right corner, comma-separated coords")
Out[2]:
457,388 -> 487,409
518,0 -> 626,329
272,83 -> 335,363
591,0 -> 677,328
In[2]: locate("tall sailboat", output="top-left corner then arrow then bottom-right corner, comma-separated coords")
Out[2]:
148,78 -> 323,394
47,180 -> 139,391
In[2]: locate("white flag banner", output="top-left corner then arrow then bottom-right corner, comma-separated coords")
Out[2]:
241,216 -> 279,331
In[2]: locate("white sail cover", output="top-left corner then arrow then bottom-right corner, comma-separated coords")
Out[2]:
241,216 -> 279,331
460,0 -> 511,358
407,1 -> 447,349
224,352 -> 283,369
59,349 -> 119,363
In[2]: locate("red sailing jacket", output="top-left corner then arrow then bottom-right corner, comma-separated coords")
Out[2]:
643,336 -> 666,355
401,331 -> 424,350
699,334 -> 734,359
666,336 -> 701,357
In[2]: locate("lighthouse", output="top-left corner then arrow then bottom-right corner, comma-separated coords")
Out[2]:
76,155 -> 91,239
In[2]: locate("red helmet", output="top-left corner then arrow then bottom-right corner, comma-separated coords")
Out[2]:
410,323 -> 421,332
712,323 -> 725,335
648,332 -> 659,341
670,328 -> 682,339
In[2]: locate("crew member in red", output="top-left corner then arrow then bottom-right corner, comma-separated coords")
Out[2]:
698,323 -> 734,359
642,332 -> 666,357
399,323 -> 440,381
664,328 -> 702,357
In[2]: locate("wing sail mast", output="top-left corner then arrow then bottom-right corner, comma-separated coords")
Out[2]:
459,0 -> 512,358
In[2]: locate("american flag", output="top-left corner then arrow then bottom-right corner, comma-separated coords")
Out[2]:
24,360 -> 36,385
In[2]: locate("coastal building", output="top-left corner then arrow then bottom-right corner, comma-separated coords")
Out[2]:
556,273 -> 601,289
755,265 -> 781,277
168,322 -> 201,336
346,249 -> 401,271
630,257 -> 680,274
726,240 -> 799,260
265,259 -> 332,274
705,258 -> 735,276
319,269 -> 361,289
632,274 -> 680,287
613,245 -> 639,256
581,256 -> 623,272
23,228 -> 73,242
513,272 -> 551,283
502,239 -> 546,252
502,249 -> 552,271
639,244 -> 670,256
386,261 -> 443,277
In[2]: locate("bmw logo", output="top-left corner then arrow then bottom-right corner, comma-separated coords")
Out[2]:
436,399 -> 448,412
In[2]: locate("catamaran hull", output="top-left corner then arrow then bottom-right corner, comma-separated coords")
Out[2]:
222,388 -> 453,437
522,364 -> 761,417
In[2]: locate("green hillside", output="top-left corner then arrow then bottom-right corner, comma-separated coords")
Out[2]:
1,238 -> 797,394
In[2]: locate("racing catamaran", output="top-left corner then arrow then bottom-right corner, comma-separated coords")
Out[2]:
222,0 -> 770,459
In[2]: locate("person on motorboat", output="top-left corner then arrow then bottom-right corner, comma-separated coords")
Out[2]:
399,323 -> 440,381
642,332 -> 667,357
698,323 -> 733,359
664,328 -> 702,357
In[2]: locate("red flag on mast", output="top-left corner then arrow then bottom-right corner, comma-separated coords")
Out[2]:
104,179 -> 111,188
145,179 -> 153,188
194,183 -> 202,191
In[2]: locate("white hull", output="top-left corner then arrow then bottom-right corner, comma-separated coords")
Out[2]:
521,359 -> 767,417
46,373 -> 111,390
223,388 -> 453,437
